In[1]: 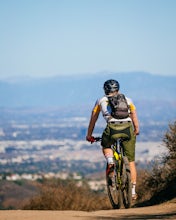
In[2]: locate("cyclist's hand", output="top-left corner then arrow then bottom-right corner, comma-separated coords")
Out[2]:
86,136 -> 95,143
134,129 -> 140,136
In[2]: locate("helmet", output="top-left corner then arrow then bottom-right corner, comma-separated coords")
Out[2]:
103,79 -> 120,95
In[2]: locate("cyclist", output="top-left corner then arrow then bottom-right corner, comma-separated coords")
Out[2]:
86,79 -> 140,200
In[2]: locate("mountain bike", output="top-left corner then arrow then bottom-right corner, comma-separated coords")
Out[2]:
93,137 -> 132,209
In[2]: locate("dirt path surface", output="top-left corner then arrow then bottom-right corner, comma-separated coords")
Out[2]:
0,202 -> 176,220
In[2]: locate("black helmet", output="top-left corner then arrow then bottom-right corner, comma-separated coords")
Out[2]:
103,79 -> 120,95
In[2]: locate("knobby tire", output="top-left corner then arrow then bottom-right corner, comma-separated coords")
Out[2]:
106,176 -> 122,209
121,157 -> 132,208
106,163 -> 123,209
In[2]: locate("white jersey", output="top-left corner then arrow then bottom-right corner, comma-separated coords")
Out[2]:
98,95 -> 134,123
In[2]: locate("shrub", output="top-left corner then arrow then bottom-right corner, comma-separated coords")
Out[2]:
23,179 -> 111,211
137,121 -> 176,204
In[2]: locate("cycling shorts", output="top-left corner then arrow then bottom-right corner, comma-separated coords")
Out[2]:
101,122 -> 136,162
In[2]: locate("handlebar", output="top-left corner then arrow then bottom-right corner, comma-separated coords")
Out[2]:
94,137 -> 102,142
92,137 -> 102,143
87,136 -> 102,144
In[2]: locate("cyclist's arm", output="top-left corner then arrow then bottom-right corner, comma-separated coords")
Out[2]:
86,102 -> 100,140
129,102 -> 140,135
130,110 -> 140,135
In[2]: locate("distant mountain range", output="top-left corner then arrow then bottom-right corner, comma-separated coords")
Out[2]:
0,72 -> 176,107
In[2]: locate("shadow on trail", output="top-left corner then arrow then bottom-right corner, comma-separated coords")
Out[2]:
136,179 -> 176,208
89,197 -> 176,220
93,212 -> 176,219
87,212 -> 176,220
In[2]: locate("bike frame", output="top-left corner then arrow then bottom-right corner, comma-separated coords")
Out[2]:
93,137 -> 132,209
112,139 -> 123,187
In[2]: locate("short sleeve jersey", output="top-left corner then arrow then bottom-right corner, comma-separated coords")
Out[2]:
93,95 -> 136,122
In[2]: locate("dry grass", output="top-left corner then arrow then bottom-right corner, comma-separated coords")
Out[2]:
24,179 -> 111,211
136,121 -> 176,205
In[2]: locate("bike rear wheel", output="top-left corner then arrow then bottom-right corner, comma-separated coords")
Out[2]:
121,157 -> 132,208
106,165 -> 123,209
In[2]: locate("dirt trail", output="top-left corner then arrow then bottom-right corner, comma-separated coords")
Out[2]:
0,202 -> 176,220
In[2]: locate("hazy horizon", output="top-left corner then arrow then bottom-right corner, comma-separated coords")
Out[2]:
1,71 -> 176,82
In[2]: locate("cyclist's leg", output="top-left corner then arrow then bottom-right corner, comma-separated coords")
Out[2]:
129,161 -> 137,184
102,123 -> 130,173
103,148 -> 114,165
121,125 -> 138,199
101,124 -> 114,176
123,134 -> 137,184
129,161 -> 137,199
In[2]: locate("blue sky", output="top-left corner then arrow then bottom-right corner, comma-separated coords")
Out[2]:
0,0 -> 176,79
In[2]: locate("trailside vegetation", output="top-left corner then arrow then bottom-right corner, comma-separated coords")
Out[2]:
23,179 -> 111,211
137,121 -> 176,205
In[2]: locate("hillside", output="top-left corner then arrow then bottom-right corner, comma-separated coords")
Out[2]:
0,72 -> 175,133
0,180 -> 39,209
0,72 -> 175,107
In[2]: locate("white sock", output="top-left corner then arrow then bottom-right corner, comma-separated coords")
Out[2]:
132,183 -> 136,195
104,153 -> 114,165
107,157 -> 114,165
